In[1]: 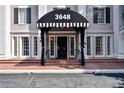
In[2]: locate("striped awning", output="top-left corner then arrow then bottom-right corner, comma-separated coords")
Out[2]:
37,8 -> 89,28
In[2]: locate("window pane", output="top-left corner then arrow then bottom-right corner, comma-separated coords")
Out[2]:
13,37 -> 17,56
22,37 -> 29,56
87,36 -> 91,55
18,8 -> 27,24
50,37 -> 55,56
34,37 -> 37,56
95,37 -> 103,55
107,36 -> 111,55
97,8 -> 105,23
70,37 -> 75,56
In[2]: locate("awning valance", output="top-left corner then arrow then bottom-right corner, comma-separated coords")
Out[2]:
37,8 -> 89,28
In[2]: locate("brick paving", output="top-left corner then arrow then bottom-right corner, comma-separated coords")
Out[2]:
0,59 -> 124,70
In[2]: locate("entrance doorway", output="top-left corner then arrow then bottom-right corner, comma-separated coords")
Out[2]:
48,34 -> 76,59
57,37 -> 67,59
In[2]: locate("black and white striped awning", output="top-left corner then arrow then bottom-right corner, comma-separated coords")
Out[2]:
37,8 -> 89,28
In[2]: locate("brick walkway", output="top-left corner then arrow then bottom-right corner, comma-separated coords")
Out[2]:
0,59 -> 124,70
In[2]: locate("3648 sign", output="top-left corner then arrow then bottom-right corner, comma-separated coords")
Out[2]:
55,14 -> 71,20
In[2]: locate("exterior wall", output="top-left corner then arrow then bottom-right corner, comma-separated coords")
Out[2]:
11,5 -> 38,32
86,5 -> 113,32
77,5 -> 114,59
1,5 -> 124,59
10,5 -> 39,59
0,5 -> 11,59
115,6 -> 124,58
0,6 -> 6,58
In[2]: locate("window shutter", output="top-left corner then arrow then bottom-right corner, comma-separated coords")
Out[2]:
14,8 -> 18,24
27,8 -> 31,24
93,8 -> 98,23
106,7 -> 110,23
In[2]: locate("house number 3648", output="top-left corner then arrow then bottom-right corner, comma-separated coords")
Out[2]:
55,14 -> 71,20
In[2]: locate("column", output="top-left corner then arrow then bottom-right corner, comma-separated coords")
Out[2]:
5,5 -> 11,58
41,29 -> 45,65
80,29 -> 85,66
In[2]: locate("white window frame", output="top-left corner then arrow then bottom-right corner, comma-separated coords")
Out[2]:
94,7 -> 106,24
49,36 -> 56,58
69,35 -> 76,58
20,36 -> 30,58
86,35 -> 93,57
105,35 -> 113,57
32,36 -> 38,57
18,8 -> 27,24
12,36 -> 18,57
94,35 -> 105,57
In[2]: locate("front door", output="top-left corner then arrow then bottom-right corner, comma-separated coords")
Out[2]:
57,37 -> 67,59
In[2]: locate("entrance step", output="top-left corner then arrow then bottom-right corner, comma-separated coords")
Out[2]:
45,59 -> 81,65
0,58 -> 40,64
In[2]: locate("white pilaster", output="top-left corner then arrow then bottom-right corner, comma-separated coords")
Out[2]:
5,5 -> 11,58
113,5 -> 120,58
0,6 -> 6,58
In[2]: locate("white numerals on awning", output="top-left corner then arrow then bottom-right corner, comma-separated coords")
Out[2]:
55,14 -> 71,20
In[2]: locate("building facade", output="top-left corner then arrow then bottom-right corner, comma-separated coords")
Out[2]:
0,5 -> 124,60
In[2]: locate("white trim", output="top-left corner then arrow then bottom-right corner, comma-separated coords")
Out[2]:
17,6 -> 29,8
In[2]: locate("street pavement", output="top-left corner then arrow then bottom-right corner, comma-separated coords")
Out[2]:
0,73 -> 124,88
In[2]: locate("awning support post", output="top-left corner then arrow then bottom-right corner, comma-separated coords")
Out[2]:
80,28 -> 85,66
41,29 -> 45,66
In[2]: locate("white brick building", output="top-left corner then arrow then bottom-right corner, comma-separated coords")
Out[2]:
0,5 -> 124,63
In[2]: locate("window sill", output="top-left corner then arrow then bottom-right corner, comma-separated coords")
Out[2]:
93,23 -> 110,25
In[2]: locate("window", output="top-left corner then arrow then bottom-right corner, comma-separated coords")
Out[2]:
70,37 -> 75,56
107,36 -> 111,55
93,7 -> 110,24
18,8 -> 27,24
22,37 -> 29,56
95,36 -> 103,55
87,36 -> 91,55
50,37 -> 55,56
14,8 -> 31,24
34,37 -> 38,56
13,37 -> 17,56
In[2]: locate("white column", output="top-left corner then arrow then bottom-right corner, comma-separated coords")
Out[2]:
113,6 -> 120,58
5,5 -> 11,58
0,6 -> 6,58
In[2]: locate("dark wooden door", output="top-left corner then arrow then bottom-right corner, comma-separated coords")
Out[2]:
57,37 -> 67,59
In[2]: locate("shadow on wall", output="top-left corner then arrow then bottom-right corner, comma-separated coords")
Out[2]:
93,73 -> 124,88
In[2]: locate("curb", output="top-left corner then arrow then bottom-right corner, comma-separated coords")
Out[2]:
0,69 -> 124,74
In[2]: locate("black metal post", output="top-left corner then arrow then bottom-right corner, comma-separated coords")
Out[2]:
41,29 -> 45,66
80,30 -> 85,66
